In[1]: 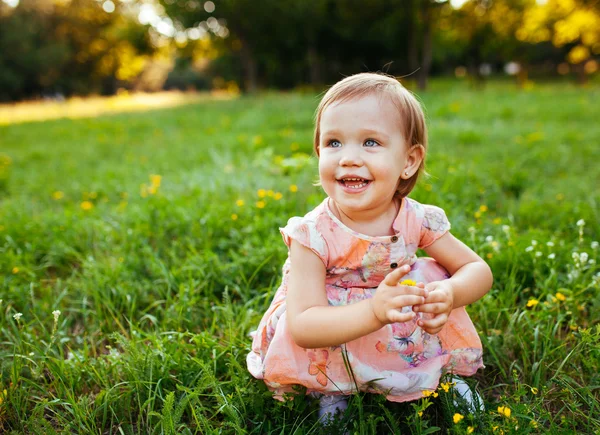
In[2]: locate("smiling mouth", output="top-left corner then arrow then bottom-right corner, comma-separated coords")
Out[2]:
337,177 -> 371,189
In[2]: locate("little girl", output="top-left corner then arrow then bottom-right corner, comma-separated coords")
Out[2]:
246,72 -> 493,418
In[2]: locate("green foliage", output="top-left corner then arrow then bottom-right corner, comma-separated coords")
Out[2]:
0,81 -> 599,433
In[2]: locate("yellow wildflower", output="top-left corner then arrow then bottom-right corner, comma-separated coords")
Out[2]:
453,413 -> 464,424
498,406 -> 511,418
290,142 -> 299,151
289,184 -> 298,193
80,201 -> 93,211
526,298 -> 539,308
267,190 -> 274,197
555,292 -> 566,302
400,279 -> 417,287
231,214 -> 238,221
257,189 -> 267,198
150,174 -> 162,188
12,267 -> 19,274
474,211 -> 482,218
479,205 -> 488,212
531,387 -> 538,395
467,427 -> 475,434
52,191 -> 64,200
556,193 -> 565,201
274,192 -> 283,200
147,185 -> 157,195
236,199 -> 245,207
493,218 -> 502,224
487,253 -> 493,259
418,411 -> 423,417
422,390 -> 434,397
439,382 -> 454,393
256,201 -> 266,209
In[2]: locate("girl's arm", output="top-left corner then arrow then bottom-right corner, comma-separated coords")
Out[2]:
286,239 -> 426,349
413,232 -> 493,333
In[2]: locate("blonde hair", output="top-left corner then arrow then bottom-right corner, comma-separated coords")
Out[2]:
313,72 -> 427,198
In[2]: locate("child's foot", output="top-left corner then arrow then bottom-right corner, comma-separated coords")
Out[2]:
318,394 -> 348,423
451,377 -> 485,413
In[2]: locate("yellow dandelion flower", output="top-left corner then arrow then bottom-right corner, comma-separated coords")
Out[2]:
150,174 -> 162,188
555,292 -> 566,301
80,201 -> 94,211
231,214 -> 238,221
467,427 -> 475,434
400,279 -> 417,286
508,241 -> 515,246
256,201 -> 266,209
52,191 -> 64,200
253,135 -> 263,145
147,185 -> 157,195
267,190 -> 274,197
487,253 -> 493,259
422,390 -> 433,397
493,218 -> 502,224
474,211 -> 482,218
439,382 -> 452,393
257,189 -> 267,198
433,392 -> 438,398
12,267 -> 19,274
526,298 -> 539,308
289,184 -> 298,193
479,205 -> 488,212
89,192 -> 98,199
453,413 -> 464,424
274,192 -> 283,200
140,184 -> 148,198
531,387 -> 538,395
236,199 -> 245,207
290,142 -> 299,151
498,406 -> 511,418
424,184 -> 433,191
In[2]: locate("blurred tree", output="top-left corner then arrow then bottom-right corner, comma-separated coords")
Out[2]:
0,0 -> 155,100
516,0 -> 600,82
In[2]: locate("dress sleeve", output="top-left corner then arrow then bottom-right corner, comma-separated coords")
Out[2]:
419,204 -> 451,249
280,216 -> 329,267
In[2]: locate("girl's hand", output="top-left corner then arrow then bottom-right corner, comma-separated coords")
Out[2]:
413,280 -> 454,335
370,265 -> 428,326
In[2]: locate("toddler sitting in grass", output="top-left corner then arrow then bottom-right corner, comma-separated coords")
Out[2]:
247,72 -> 493,421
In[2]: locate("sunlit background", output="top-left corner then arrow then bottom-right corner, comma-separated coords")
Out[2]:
0,0 -> 598,105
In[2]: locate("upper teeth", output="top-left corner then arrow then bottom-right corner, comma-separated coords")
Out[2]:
344,178 -> 364,181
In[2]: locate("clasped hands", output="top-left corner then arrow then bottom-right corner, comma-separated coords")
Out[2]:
370,264 -> 454,335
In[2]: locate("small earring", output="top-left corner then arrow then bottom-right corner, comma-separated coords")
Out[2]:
404,171 -> 409,177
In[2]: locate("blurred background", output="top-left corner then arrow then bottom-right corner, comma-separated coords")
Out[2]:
1,0 -> 599,102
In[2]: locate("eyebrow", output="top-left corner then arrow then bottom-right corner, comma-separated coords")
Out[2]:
320,128 -> 391,140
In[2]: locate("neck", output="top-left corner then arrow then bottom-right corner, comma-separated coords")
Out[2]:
331,197 -> 400,237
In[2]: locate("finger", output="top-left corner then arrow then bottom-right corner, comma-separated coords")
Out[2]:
422,325 -> 443,335
391,294 -> 426,308
418,314 -> 448,330
413,302 -> 448,313
387,309 -> 416,323
424,281 -> 440,292
383,264 -> 411,286
422,290 -> 446,304
415,282 -> 425,288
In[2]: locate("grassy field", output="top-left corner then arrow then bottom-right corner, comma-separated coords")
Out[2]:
0,80 -> 599,434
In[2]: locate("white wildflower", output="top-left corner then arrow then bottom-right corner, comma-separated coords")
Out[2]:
592,241 -> 599,250
580,252 -> 589,263
531,240 -> 538,246
589,259 -> 596,264
502,225 -> 510,233
548,253 -> 556,259
576,219 -> 585,227
13,312 -> 23,321
526,246 -> 534,252
572,252 -> 580,261
547,241 -> 555,247
52,310 -> 61,322
535,251 -> 542,257
486,236 -> 494,242
468,227 -> 476,234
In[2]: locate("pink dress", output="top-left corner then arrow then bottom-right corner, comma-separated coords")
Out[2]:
247,197 -> 483,402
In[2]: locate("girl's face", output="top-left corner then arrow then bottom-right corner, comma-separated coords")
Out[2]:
318,94 -> 421,218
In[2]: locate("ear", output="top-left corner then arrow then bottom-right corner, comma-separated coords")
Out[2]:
401,144 -> 425,179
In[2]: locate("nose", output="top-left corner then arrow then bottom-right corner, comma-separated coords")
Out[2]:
339,145 -> 364,167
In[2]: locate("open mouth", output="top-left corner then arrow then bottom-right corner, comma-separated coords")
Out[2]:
337,177 -> 371,189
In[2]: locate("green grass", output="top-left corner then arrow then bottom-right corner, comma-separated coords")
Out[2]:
0,80 -> 599,434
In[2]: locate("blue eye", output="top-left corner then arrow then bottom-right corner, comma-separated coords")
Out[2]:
327,140 -> 342,148
364,139 -> 379,147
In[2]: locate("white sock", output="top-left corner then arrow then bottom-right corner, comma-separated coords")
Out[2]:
318,395 -> 348,422
451,377 -> 485,413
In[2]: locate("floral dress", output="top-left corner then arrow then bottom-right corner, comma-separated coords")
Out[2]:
246,197 -> 483,402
